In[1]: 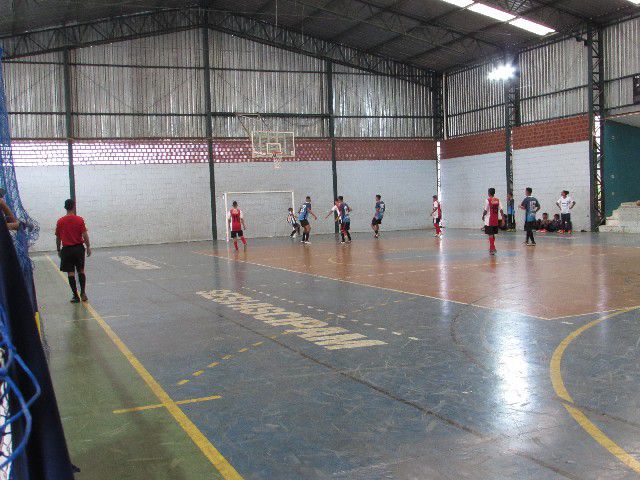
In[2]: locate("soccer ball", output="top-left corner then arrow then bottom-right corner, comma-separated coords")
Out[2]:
636,200 -> 640,207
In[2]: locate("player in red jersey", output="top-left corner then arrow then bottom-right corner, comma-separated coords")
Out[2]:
227,201 -> 247,251
431,195 -> 442,238
482,188 -> 504,255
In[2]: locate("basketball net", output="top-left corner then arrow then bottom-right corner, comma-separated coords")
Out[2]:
272,152 -> 282,170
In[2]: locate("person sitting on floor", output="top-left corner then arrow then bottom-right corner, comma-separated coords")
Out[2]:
551,213 -> 562,232
538,213 -> 552,233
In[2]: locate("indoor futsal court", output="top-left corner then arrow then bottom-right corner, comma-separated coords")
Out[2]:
1,1 -> 640,480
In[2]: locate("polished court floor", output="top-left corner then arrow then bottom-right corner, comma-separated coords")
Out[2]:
33,229 -> 640,479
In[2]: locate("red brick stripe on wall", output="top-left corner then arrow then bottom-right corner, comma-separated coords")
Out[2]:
336,138 -> 437,160
513,115 -> 590,150
12,138 -> 435,166
441,130 -> 505,159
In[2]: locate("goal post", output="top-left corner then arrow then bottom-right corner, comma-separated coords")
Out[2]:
223,191 -> 296,242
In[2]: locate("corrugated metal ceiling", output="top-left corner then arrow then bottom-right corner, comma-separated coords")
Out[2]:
0,0 -> 637,71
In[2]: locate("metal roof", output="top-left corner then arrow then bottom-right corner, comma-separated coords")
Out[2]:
0,0 -> 637,71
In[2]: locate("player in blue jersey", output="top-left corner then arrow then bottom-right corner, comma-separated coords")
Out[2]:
520,187 -> 540,246
326,196 -> 352,243
298,196 -> 317,244
371,194 -> 385,238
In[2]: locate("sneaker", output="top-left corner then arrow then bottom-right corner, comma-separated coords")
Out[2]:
433,234 -> 439,237
567,230 -> 572,235
340,240 -> 346,244
346,240 -> 351,244
529,242 -> 536,247
558,230 -> 564,234
374,233 -> 379,238
70,296 -> 80,303
489,249 -> 496,256
523,242 -> 530,246
304,241 -> 311,244
80,293 -> 88,302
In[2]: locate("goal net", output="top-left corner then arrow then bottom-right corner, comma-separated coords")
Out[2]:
223,191 -> 295,241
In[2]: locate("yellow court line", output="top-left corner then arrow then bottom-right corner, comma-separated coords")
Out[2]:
550,307 -> 640,473
46,256 -> 243,480
114,395 -> 222,414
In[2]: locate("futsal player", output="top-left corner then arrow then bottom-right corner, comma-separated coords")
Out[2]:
371,194 -> 385,238
506,193 -> 516,231
482,188 -> 503,255
520,187 -> 540,246
298,196 -> 317,244
326,196 -> 352,243
431,195 -> 442,237
556,190 -> 576,234
227,201 -> 247,251
287,207 -> 300,238
55,199 -> 91,302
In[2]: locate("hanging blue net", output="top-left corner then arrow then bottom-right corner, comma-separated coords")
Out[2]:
0,48 -> 39,301
0,48 -> 41,477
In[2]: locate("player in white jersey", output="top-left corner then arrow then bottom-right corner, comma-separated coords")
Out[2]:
556,190 -> 576,234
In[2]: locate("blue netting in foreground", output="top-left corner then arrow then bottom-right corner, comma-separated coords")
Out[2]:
0,49 -> 41,478
0,307 -> 41,478
0,48 -> 39,296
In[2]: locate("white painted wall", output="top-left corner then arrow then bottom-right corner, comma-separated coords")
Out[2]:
214,161 -> 335,239
15,166 -> 70,252
74,164 -> 213,248
513,141 -> 591,232
337,160 -> 437,232
440,153 -> 506,228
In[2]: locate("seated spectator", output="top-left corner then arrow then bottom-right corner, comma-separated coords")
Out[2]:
538,213 -> 552,232
551,213 -> 562,232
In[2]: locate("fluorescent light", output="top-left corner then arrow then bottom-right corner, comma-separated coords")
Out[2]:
440,0 -> 474,6
625,0 -> 640,4
509,17 -> 555,36
468,3 -> 516,22
488,64 -> 516,81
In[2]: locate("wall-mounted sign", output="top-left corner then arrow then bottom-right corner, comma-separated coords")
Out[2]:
634,74 -> 640,105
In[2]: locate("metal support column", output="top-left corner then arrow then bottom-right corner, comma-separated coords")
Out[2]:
504,54 -> 519,198
326,60 -> 339,234
62,49 -> 75,201
433,73 -> 445,197
202,14 -> 218,241
587,26 -> 606,231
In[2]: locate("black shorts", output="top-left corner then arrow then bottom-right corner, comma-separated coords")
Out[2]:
484,226 -> 499,235
433,217 -> 441,225
371,217 -> 382,226
230,230 -> 244,238
59,244 -> 85,273
524,221 -> 536,231
341,221 -> 351,231
300,219 -> 310,228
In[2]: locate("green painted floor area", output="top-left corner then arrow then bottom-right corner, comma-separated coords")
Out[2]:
34,256 -> 223,480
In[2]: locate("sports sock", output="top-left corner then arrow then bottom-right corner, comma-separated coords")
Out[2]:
68,276 -> 78,297
78,273 -> 86,294
346,231 -> 351,241
233,240 -> 238,251
435,224 -> 441,235
241,237 -> 247,245
340,233 -> 345,242
489,236 -> 495,251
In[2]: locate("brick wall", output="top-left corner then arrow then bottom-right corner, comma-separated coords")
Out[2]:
440,115 -> 591,160
336,138 -> 437,160
12,138 -> 434,166
440,152 -> 507,228
513,142 -> 591,231
338,160 -> 437,233
441,130 -> 505,159
513,116 -> 590,150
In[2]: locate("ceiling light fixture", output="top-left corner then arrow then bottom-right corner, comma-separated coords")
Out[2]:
468,3 -> 516,22
625,0 -> 640,4
438,0 -> 556,36
509,18 -> 556,36
488,64 -> 516,81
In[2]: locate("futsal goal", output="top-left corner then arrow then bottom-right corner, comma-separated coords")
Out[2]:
222,191 -> 295,241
